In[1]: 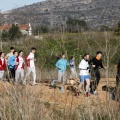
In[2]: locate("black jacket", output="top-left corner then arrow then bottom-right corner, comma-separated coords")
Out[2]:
91,57 -> 104,70
117,61 -> 120,74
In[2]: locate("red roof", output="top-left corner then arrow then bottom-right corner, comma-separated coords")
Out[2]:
0,24 -> 29,31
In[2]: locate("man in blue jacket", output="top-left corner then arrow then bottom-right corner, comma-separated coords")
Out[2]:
8,51 -> 18,80
51,53 -> 69,92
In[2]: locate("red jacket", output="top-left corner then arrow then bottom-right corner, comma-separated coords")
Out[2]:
0,58 -> 6,70
15,56 -> 24,70
26,54 -> 30,67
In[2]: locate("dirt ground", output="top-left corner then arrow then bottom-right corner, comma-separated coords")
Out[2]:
0,78 -> 119,111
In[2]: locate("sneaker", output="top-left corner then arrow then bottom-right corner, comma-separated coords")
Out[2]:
32,82 -> 38,86
85,92 -> 90,97
60,87 -> 65,93
51,81 -> 55,87
75,92 -> 79,97
94,91 -> 98,96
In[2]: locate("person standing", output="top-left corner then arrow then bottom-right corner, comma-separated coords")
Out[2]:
117,60 -> 120,75
0,52 -> 6,80
15,50 -> 25,84
51,53 -> 69,92
8,51 -> 18,80
116,60 -> 120,87
69,56 -> 77,80
26,47 -> 37,85
5,47 -> 15,61
91,51 -> 105,94
5,47 -> 15,81
76,53 -> 90,97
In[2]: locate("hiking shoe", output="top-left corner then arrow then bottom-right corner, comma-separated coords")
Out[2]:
60,88 -> 65,93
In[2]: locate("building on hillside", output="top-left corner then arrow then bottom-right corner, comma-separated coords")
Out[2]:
0,23 -> 32,36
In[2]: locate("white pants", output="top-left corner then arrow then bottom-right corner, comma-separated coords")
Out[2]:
70,68 -> 77,79
15,68 -> 24,82
0,71 -> 4,80
26,67 -> 36,84
53,71 -> 67,87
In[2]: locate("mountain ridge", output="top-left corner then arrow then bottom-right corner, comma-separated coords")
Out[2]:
1,0 -> 120,29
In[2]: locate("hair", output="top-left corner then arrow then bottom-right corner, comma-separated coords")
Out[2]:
61,52 -> 65,56
83,53 -> 89,58
10,47 -> 15,50
31,47 -> 36,51
13,51 -> 17,54
71,56 -> 74,59
0,52 -> 4,57
96,51 -> 102,55
19,50 -> 23,55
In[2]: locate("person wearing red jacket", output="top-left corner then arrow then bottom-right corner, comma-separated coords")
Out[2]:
0,52 -> 6,80
15,50 -> 25,84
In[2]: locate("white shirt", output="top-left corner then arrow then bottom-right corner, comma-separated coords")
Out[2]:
27,52 -> 35,67
79,59 -> 89,75
18,56 -> 24,68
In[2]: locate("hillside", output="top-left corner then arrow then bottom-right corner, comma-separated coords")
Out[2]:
1,0 -> 120,29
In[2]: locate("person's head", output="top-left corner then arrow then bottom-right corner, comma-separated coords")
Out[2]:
19,50 -> 23,57
61,53 -> 66,59
0,52 -> 5,58
96,51 -> 102,59
83,53 -> 89,61
10,47 -> 15,53
31,47 -> 36,54
13,51 -> 18,57
71,56 -> 75,60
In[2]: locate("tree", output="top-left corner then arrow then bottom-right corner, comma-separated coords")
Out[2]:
114,21 -> 120,35
66,18 -> 88,33
100,25 -> 111,32
8,24 -> 22,40
33,25 -> 49,35
1,30 -> 9,41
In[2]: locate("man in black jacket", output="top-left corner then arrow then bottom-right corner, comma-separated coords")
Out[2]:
91,51 -> 105,94
116,60 -> 120,87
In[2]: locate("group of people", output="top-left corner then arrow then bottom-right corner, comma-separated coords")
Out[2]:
0,47 -> 119,97
51,51 -> 105,96
0,47 -> 37,85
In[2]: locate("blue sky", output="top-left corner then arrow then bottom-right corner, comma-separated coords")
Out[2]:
0,0 -> 45,12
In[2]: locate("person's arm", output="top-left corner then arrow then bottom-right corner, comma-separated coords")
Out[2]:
66,60 -> 70,66
5,54 -> 9,59
55,60 -> 61,69
79,61 -> 83,69
117,62 -> 120,74
99,60 -> 104,69
15,57 -> 19,65
0,60 -> 2,68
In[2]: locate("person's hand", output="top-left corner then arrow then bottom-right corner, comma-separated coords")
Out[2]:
30,58 -> 33,60
92,65 -> 95,67
104,66 -> 107,69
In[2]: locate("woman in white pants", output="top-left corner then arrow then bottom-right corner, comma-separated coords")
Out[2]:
15,50 -> 25,84
0,52 -> 6,80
